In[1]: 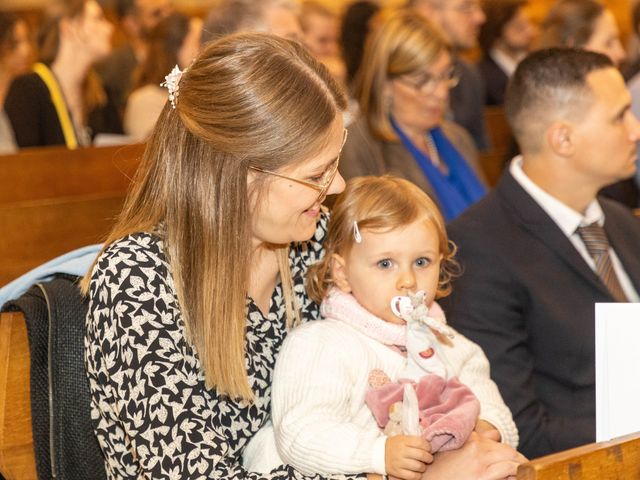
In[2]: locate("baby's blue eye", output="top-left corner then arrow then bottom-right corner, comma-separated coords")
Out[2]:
377,259 -> 393,269
415,257 -> 430,267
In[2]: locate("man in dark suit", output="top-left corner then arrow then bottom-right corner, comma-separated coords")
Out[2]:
441,48 -> 640,459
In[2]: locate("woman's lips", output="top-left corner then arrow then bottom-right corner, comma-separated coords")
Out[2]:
304,204 -> 321,217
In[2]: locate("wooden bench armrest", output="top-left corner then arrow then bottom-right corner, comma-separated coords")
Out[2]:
517,431 -> 640,479
0,311 -> 36,479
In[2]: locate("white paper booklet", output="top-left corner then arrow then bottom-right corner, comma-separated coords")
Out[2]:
595,303 -> 640,442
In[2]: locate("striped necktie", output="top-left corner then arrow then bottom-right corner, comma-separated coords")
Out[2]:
576,222 -> 628,302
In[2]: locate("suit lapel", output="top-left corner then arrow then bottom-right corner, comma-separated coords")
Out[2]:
496,171 -> 612,298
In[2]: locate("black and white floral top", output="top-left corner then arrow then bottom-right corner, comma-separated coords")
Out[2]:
85,213 -> 359,479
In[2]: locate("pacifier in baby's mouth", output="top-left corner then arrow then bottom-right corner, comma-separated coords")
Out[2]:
390,290 -> 427,319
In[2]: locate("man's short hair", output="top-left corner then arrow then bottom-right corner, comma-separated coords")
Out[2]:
505,47 -> 613,153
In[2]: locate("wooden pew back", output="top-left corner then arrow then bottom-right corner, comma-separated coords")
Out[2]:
0,144 -> 144,286
0,144 -> 142,204
517,431 -> 640,479
478,106 -> 513,186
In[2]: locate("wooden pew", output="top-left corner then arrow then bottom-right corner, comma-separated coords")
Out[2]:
517,431 -> 640,479
0,311 -> 35,480
0,143 -> 143,477
479,106 -> 514,186
0,143 -> 144,287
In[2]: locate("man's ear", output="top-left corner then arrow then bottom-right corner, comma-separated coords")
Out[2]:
547,122 -> 575,157
331,253 -> 352,293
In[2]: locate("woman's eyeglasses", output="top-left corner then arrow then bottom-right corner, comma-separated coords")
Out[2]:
397,66 -> 460,95
249,129 -> 348,202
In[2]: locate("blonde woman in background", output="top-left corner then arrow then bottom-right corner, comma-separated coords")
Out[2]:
341,9 -> 487,222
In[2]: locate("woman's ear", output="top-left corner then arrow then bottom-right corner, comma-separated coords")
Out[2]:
331,253 -> 352,293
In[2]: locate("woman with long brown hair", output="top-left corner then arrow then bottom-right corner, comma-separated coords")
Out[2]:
84,32 -> 525,479
4,0 -> 122,148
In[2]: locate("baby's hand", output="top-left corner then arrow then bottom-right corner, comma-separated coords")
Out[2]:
385,435 -> 433,480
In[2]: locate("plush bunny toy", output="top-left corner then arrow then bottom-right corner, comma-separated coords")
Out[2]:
391,291 -> 455,380
366,291 -> 480,452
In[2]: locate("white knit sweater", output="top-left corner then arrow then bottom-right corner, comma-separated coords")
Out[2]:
243,300 -> 518,475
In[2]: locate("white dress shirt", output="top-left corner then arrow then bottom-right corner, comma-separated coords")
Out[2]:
510,156 -> 639,302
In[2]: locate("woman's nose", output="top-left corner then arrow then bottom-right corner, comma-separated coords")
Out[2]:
432,80 -> 450,102
328,171 -> 346,196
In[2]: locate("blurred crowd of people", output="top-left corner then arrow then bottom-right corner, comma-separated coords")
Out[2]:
2,0 -> 640,203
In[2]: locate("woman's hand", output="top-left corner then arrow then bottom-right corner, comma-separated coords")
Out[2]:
475,419 -> 502,442
423,432 -> 527,480
385,435 -> 433,480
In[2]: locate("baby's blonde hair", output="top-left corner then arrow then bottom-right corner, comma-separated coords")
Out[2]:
307,175 -> 459,303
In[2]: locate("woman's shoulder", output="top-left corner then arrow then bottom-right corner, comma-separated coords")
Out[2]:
101,231 -> 163,257
440,119 -> 484,178
341,116 -> 388,180
93,231 -> 167,281
87,232 -> 178,333
346,115 -> 379,146
6,71 -> 48,98
440,119 -> 476,150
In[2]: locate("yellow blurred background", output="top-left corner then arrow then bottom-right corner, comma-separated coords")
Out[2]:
0,0 -> 636,49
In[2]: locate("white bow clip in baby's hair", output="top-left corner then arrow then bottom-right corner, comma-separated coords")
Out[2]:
353,220 -> 362,243
161,64 -> 183,109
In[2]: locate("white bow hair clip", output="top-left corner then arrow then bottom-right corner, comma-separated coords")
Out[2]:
161,64 -> 183,109
353,221 -> 362,243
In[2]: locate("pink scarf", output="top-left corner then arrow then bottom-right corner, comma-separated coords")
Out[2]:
320,287 -> 446,347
